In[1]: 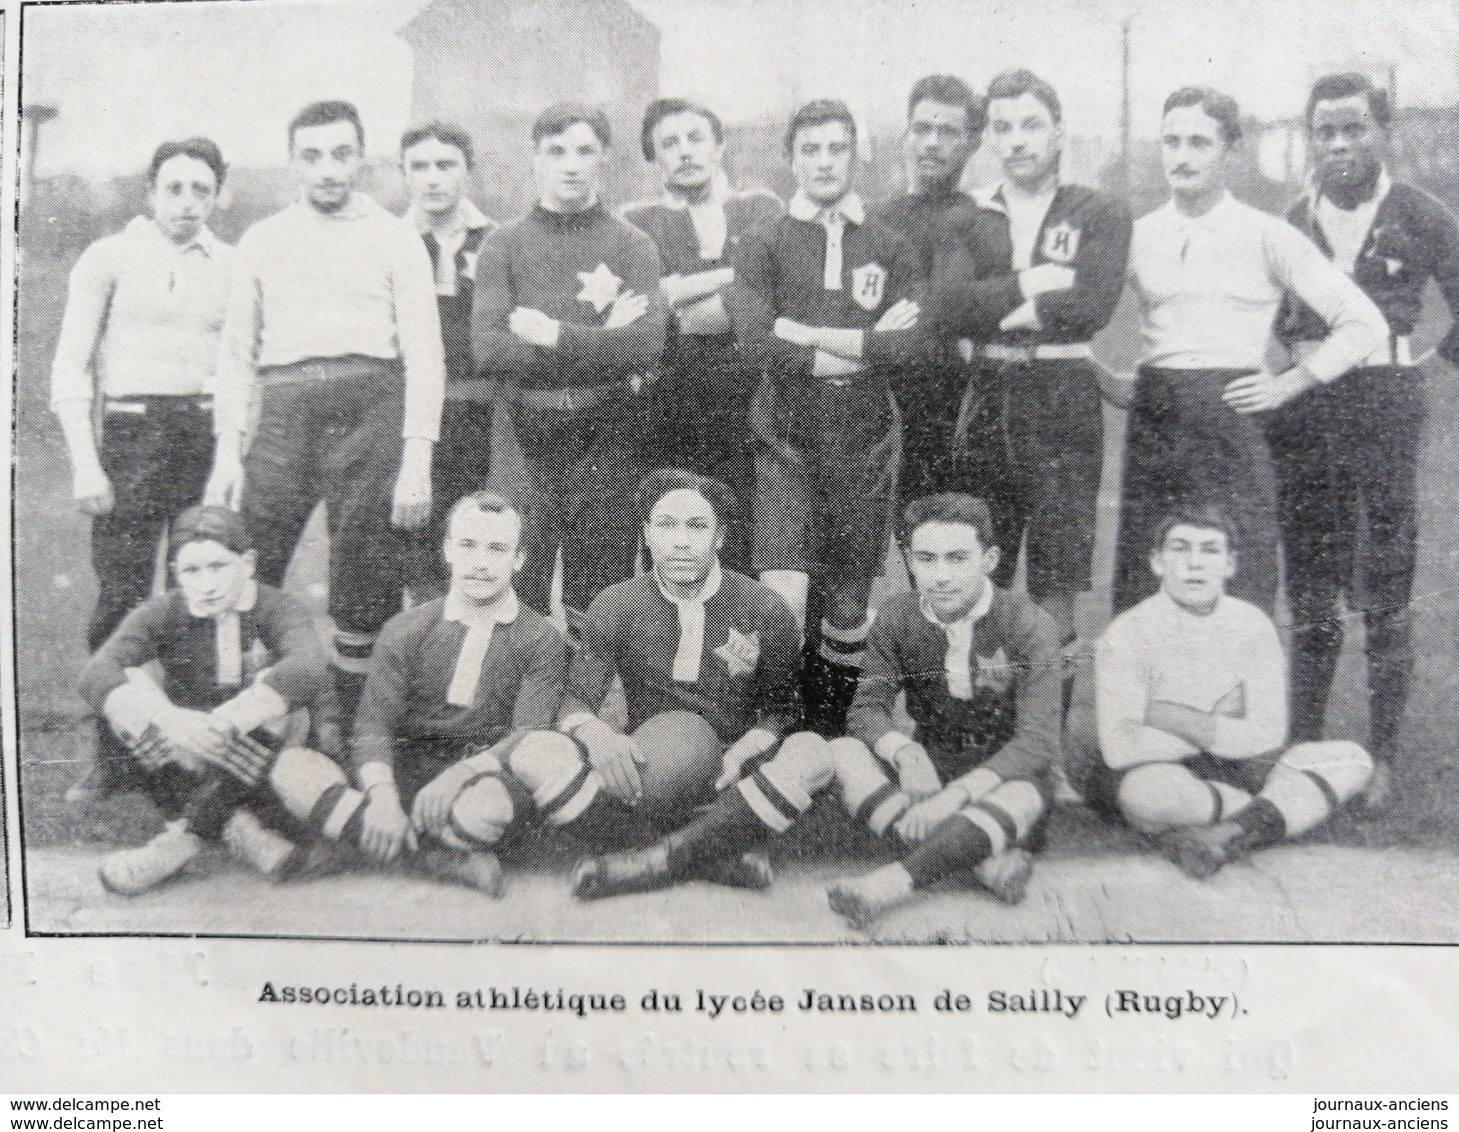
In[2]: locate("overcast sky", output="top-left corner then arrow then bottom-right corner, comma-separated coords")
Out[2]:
22,0 -> 1459,177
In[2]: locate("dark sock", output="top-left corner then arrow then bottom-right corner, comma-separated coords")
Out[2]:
901,813 -> 994,889
665,787 -> 775,877
1233,796 -> 1287,850
183,772 -> 251,840
559,789 -> 641,850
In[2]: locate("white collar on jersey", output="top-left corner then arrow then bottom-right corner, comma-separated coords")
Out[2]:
788,190 -> 865,226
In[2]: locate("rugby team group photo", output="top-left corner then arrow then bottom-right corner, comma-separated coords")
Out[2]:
14,0 -> 1459,943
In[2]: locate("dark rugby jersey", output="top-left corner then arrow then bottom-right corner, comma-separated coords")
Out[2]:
470,203 -> 667,390
930,182 -> 1131,347
1279,178 -> 1459,365
79,583 -> 330,716
568,569 -> 802,742
847,587 -> 1062,783
351,596 -> 567,773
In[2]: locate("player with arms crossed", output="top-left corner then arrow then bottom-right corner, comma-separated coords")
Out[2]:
1113,87 -> 1385,614
471,103 -> 667,622
931,70 -> 1132,649
576,494 -> 1062,934
1076,507 -> 1372,877
727,99 -> 925,733
1269,73 -> 1459,810
79,506 -> 335,895
206,100 -> 445,719
400,122 -> 498,599
621,98 -> 781,572
51,138 -> 234,798
561,468 -> 803,892
870,74 -> 987,504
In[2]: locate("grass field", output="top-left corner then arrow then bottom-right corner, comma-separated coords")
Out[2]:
13,241 -> 1459,941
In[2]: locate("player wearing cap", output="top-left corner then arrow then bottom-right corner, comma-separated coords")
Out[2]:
621,98 -> 781,572
575,493 -> 1061,932
78,506 -> 335,895
471,102 -> 667,622
727,99 -> 925,733
205,100 -> 445,721
400,122 -> 498,600
1071,506 -> 1372,878
1113,86 -> 1385,615
931,69 -> 1132,648
869,74 -> 986,505
1268,73 -> 1459,810
50,137 -> 234,798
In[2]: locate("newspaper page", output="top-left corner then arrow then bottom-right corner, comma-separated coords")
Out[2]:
2,0 -> 1458,1095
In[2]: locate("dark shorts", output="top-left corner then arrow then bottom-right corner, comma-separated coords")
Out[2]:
1079,752 -> 1278,822
391,735 -> 536,829
750,375 -> 899,591
1000,357 -> 1105,598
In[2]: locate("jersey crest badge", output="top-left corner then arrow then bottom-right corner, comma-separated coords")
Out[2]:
974,647 -> 1014,695
1041,222 -> 1080,264
460,250 -> 480,282
715,628 -> 761,678
851,262 -> 888,311
577,263 -> 623,313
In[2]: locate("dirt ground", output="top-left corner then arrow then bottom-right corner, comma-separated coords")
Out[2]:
13,249 -> 1459,944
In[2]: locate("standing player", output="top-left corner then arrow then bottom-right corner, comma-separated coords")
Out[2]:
1077,507 -> 1372,877
559,468 -> 803,866
727,99 -> 924,732
869,75 -> 986,503
400,122 -> 497,599
51,138 -> 234,796
621,99 -> 781,572
78,506 -> 335,895
574,494 -> 1061,933
1113,87 -> 1385,614
932,70 -> 1132,648
471,103 -> 667,621
205,100 -> 445,718
1269,73 -> 1459,810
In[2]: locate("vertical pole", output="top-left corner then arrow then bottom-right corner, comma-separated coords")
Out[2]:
1119,15 -> 1133,196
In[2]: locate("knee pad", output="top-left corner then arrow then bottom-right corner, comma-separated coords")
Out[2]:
1277,741 -> 1373,806
443,776 -> 516,850
268,747 -> 360,839
508,730 -> 588,806
976,779 -> 1045,844
1116,763 -> 1229,834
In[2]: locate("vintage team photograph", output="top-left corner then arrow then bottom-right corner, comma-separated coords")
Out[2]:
11,0 -> 1459,944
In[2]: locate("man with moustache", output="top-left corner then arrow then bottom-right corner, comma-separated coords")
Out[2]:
399,122 -> 497,599
207,100 -> 445,720
932,69 -> 1132,649
1269,73 -> 1459,810
871,74 -> 988,504
1113,87 -> 1385,616
471,103 -> 667,622
51,137 -> 234,798
621,99 -> 781,572
727,99 -> 924,733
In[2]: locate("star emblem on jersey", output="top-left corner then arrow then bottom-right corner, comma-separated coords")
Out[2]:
577,262 -> 623,313
715,628 -> 761,677
851,262 -> 888,311
460,250 -> 480,281
1042,221 -> 1080,264
975,647 -> 1014,694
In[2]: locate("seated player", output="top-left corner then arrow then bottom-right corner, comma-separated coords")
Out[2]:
559,468 -> 805,885
78,506 -> 336,895
1077,506 -> 1373,877
262,491 -> 578,896
575,493 -> 1063,932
